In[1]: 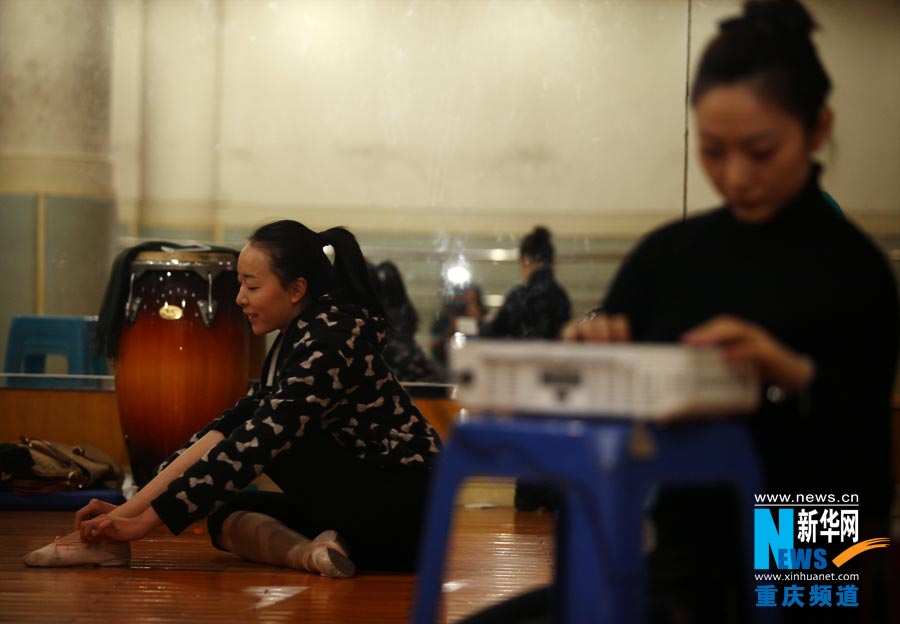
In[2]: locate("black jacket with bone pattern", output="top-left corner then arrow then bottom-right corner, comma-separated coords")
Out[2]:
151,296 -> 443,535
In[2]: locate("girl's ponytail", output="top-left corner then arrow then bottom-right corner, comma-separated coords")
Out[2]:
319,227 -> 388,320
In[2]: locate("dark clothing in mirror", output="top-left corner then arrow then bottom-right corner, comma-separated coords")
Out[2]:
488,268 -> 571,340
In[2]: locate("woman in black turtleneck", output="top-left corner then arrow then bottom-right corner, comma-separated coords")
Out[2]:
567,0 -> 898,532
562,1 -> 898,623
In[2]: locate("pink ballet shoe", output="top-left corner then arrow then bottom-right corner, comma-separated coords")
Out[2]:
301,530 -> 355,578
23,537 -> 131,568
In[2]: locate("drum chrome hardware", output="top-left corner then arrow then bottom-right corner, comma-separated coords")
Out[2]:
160,244 -> 211,253
125,272 -> 142,324
197,271 -> 218,327
123,252 -> 234,326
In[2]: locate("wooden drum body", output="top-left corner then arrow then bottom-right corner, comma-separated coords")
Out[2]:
116,250 -> 251,485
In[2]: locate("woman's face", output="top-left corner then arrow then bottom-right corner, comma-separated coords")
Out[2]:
236,243 -> 306,335
694,81 -> 829,224
518,255 -> 532,280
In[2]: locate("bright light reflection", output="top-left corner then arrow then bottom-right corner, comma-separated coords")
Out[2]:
485,294 -> 505,308
445,265 -> 471,285
243,586 -> 308,610
488,248 -> 514,262
442,580 -> 468,592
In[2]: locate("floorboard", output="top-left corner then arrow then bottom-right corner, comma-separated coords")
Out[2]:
0,506 -> 555,623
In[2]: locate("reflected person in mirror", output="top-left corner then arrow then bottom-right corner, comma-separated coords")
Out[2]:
487,225 -> 571,342
429,283 -> 487,377
370,260 -> 441,382
487,225 -> 572,512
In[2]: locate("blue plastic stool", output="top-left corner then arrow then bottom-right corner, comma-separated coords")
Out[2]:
411,417 -> 771,624
4,315 -> 108,375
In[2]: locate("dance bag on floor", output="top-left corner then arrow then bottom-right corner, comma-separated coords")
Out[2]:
0,437 -> 123,495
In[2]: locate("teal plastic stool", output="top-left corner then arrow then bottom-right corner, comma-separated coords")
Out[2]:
4,315 -> 108,375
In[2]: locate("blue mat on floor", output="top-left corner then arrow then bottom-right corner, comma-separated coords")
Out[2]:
0,489 -> 126,510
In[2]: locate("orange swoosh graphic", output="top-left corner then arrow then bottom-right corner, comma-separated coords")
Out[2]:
832,538 -> 890,568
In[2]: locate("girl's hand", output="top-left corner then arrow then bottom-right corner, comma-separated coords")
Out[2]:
562,313 -> 631,343
80,507 -> 162,543
682,315 -> 815,390
74,499 -> 119,530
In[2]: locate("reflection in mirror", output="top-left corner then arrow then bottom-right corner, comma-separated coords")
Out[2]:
1,0 -> 898,380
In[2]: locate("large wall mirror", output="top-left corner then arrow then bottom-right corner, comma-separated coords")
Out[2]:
1,0 -> 898,380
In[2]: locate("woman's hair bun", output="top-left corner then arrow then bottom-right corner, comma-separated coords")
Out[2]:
531,226 -> 551,245
520,225 -> 555,265
696,0 -> 830,132
739,0 -> 816,39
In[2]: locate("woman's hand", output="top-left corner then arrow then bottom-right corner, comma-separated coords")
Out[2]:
682,315 -> 815,391
80,507 -> 162,543
561,313 -> 631,342
74,499 -> 119,530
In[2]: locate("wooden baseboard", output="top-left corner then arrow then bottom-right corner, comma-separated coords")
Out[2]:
0,387 -> 128,465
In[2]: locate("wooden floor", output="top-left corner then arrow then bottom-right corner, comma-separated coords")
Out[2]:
1,506 -> 555,624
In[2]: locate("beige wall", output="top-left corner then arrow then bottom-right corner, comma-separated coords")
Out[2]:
110,0 -> 900,241
2,0 -> 898,361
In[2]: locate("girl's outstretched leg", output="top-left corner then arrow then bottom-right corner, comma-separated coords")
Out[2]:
217,510 -> 355,578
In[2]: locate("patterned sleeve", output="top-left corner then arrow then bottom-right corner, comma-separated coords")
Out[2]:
152,386 -> 261,476
150,329 -> 352,535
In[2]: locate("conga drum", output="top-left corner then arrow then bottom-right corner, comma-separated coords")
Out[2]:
115,249 -> 255,485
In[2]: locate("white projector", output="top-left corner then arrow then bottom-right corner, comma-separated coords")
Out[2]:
449,338 -> 760,421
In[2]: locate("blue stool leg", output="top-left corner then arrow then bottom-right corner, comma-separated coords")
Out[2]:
556,485 -> 622,623
412,439 -> 471,624
559,438 -> 650,623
